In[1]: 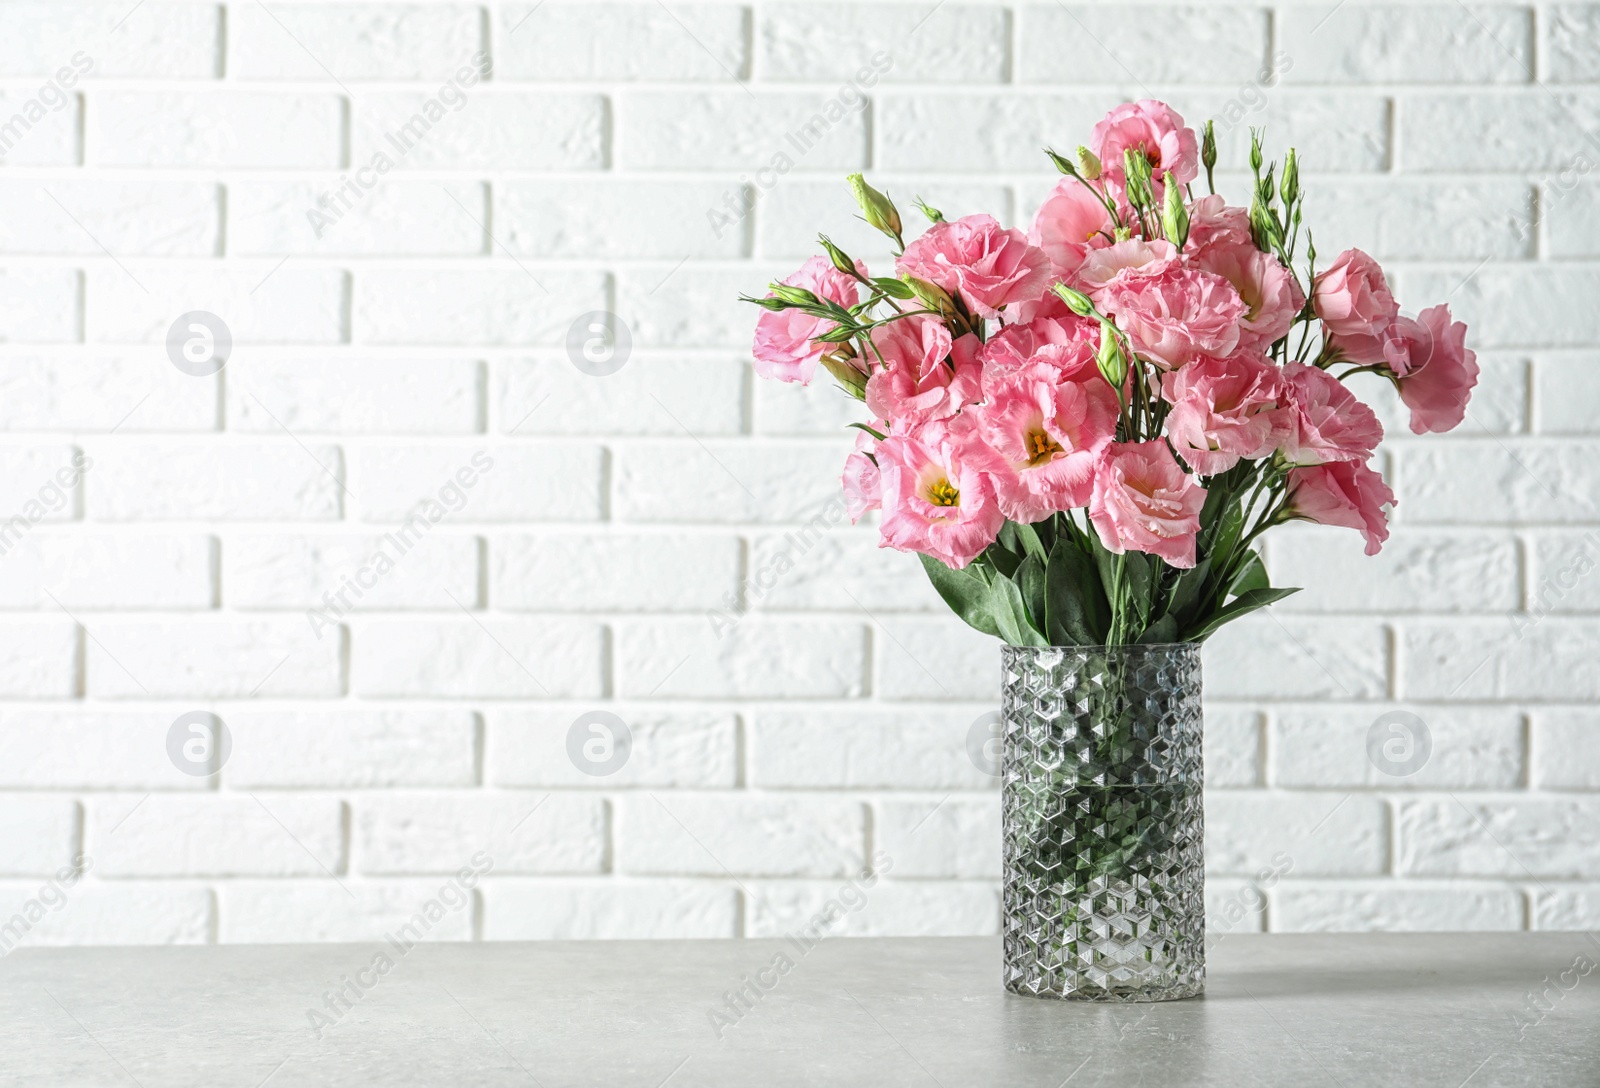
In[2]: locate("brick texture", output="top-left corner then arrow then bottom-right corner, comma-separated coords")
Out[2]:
0,0 -> 1592,949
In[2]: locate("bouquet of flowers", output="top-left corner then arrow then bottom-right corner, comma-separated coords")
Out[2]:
744,99 -> 1478,646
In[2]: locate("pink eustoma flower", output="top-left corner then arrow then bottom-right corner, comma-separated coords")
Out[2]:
1379,304 -> 1480,435
961,356 -> 1120,522
1088,440 -> 1208,569
877,420 -> 1005,570
1029,178 -> 1113,282
1192,239 -> 1304,351
842,424 -> 886,523
1089,100 -> 1200,197
1287,460 -> 1396,556
1312,248 -> 1399,365
896,214 -> 1051,320
1278,362 -> 1384,465
1076,238 -> 1178,292
978,310 -> 1100,374
751,255 -> 864,384
865,320 -> 981,427
1102,266 -> 1248,370
1183,194 -> 1254,258
1162,352 -> 1289,476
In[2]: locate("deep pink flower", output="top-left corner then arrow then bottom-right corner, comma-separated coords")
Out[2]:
960,358 -> 1119,521
896,214 -> 1050,320
1192,239 -> 1304,351
1029,177 -> 1113,282
877,420 -> 1005,570
751,255 -> 864,384
864,321 -> 981,427
1161,352 -> 1289,476
1313,248 -> 1399,365
1287,460 -> 1396,556
1089,100 -> 1200,197
1278,362 -> 1384,465
1378,304 -> 1479,435
1102,266 -> 1247,370
1088,440 -> 1207,568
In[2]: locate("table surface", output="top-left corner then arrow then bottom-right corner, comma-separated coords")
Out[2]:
3,933 -> 1598,1087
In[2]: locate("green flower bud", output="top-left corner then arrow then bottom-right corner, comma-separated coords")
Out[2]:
1280,147 -> 1299,207
769,283 -> 820,307
1045,148 -> 1080,178
1201,120 -> 1217,174
818,234 -> 857,278
846,173 -> 902,240
912,196 -> 945,224
1249,130 -> 1263,173
900,274 -> 958,320
1051,283 -> 1095,317
1162,181 -> 1190,250
1074,145 -> 1102,181
1095,320 -> 1127,390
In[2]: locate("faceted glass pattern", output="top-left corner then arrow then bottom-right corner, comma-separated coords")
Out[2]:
1001,644 -> 1205,1002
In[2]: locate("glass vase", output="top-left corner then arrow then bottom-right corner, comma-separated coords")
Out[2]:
1000,643 -> 1205,1001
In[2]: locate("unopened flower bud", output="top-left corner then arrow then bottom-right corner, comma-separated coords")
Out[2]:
912,196 -> 945,224
1162,182 -> 1190,251
1280,147 -> 1299,207
846,173 -> 902,240
1202,121 -> 1217,175
901,274 -> 957,318
1249,131 -> 1263,173
1052,283 -> 1095,317
820,349 -> 868,400
769,283 -> 820,307
818,234 -> 857,278
1096,320 -> 1127,390
1045,148 -> 1080,178
1074,145 -> 1101,181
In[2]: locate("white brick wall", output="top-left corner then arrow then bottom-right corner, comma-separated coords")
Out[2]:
0,0 -> 1596,950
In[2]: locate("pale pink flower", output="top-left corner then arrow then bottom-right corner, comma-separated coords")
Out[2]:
1088,440 -> 1207,569
842,425 -> 885,523
1161,353 -> 1289,476
978,310 -> 1100,373
896,214 -> 1050,320
1279,362 -> 1384,465
1192,239 -> 1304,351
751,255 -> 863,384
1184,194 -> 1254,258
877,420 -> 1005,570
1378,304 -> 1479,435
1076,238 -> 1178,292
1089,100 -> 1200,196
1287,460 -> 1396,556
961,358 -> 1120,521
1029,178 -> 1113,281
865,322 -> 981,426
1313,248 -> 1399,365
1102,266 -> 1247,370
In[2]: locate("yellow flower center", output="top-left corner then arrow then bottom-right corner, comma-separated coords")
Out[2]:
1026,429 -> 1063,466
926,477 -> 960,507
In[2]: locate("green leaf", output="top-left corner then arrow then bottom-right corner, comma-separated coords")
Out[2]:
846,421 -> 886,442
1185,586 -> 1301,642
1230,550 -> 1270,596
1017,553 -> 1048,636
1122,551 -> 1154,628
1012,521 -> 1049,562
872,276 -> 916,300
1045,538 -> 1108,645
1164,556 -> 1212,627
983,540 -> 1023,580
1138,614 -> 1179,644
918,553 -> 1000,639
989,575 -> 1049,647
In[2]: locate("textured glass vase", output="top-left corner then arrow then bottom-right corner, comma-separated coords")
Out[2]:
1001,644 -> 1205,1001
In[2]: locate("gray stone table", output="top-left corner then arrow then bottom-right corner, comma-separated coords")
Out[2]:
3,934 -> 1598,1087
